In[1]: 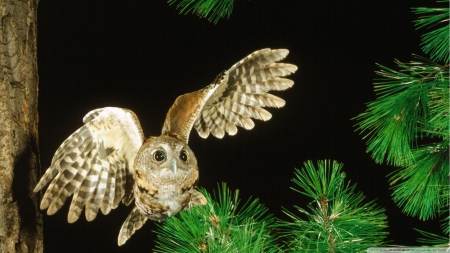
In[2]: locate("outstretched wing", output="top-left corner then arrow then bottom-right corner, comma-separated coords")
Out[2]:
162,48 -> 297,143
34,107 -> 145,223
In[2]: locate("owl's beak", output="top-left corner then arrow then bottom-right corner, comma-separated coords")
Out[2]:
171,158 -> 177,173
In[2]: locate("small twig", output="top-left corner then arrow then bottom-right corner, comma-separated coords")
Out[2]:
420,63 -> 450,83
320,197 -> 336,253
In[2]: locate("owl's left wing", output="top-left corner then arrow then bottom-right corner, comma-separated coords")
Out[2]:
34,107 -> 145,223
162,48 -> 297,143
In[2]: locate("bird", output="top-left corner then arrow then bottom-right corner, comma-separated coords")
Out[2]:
34,48 -> 297,245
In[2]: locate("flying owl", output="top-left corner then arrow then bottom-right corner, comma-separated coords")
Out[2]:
34,48 -> 297,245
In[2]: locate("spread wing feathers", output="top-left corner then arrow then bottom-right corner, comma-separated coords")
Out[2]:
194,48 -> 297,139
162,48 -> 297,142
118,206 -> 148,246
34,107 -> 145,223
194,48 -> 297,138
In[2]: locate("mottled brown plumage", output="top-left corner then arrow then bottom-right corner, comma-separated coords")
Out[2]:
34,48 -> 297,246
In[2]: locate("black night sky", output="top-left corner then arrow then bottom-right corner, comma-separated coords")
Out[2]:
36,0 -> 443,252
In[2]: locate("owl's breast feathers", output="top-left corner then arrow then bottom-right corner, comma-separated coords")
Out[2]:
134,184 -> 191,221
133,163 -> 200,221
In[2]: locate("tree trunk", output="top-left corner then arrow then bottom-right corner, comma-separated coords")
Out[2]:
0,0 -> 43,252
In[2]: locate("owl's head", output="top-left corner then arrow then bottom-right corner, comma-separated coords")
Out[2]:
133,134 -> 202,220
133,134 -> 198,192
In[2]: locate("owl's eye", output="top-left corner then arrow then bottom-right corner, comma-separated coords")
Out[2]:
179,150 -> 188,162
153,150 -> 166,162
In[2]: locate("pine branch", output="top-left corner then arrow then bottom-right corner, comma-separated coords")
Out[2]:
153,183 -> 280,252
389,140 -> 448,220
415,228 -> 450,247
278,160 -> 388,252
354,56 -> 448,167
353,3 -> 449,221
167,0 -> 236,23
413,185 -> 449,247
354,56 -> 449,222
412,0 -> 450,63
354,2 -> 449,243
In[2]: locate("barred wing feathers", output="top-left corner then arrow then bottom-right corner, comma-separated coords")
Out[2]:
34,107 -> 145,223
118,206 -> 148,246
162,48 -> 297,143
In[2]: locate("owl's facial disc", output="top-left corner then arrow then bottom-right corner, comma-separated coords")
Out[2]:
134,135 -> 198,181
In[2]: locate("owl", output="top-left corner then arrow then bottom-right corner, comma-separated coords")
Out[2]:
34,48 -> 297,245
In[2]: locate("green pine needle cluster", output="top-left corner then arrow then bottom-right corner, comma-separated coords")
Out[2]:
412,1 -> 449,63
389,139 -> 448,220
354,55 -> 449,167
153,182 -> 279,252
415,185 -> 449,246
153,162 -> 388,252
353,0 -> 449,245
167,0 -> 236,23
278,160 -> 388,252
415,185 -> 450,247
354,2 -> 449,219
355,56 -> 449,221
415,228 -> 449,247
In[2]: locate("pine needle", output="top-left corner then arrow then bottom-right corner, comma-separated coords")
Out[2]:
167,0 -> 236,23
412,1 -> 450,63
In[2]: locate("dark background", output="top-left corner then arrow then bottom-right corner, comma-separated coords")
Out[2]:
36,0 -> 443,252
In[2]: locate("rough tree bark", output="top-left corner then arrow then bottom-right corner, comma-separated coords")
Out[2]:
0,0 -> 43,252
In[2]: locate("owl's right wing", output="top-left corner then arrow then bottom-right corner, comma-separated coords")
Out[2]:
34,107 -> 145,223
